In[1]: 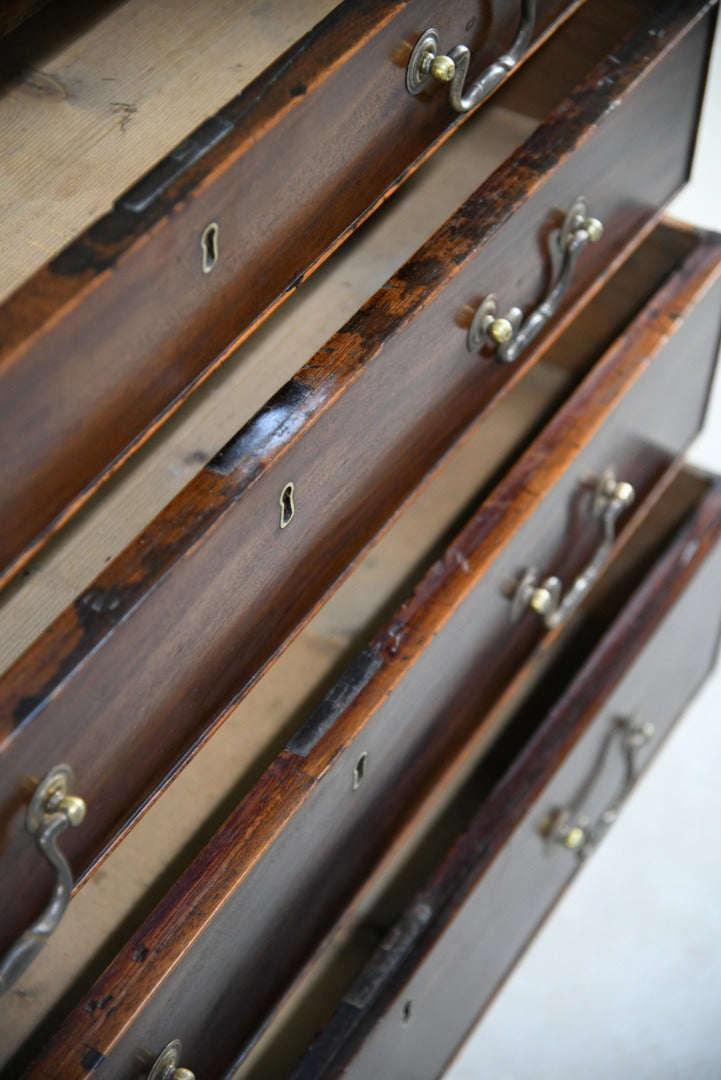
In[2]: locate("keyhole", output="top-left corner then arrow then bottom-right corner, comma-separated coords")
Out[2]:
280,482 -> 295,529
352,751 -> 368,791
201,222 -> 219,273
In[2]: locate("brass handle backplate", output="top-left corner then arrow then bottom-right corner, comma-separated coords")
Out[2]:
406,1 -> 536,111
468,196 -> 603,364
540,716 -> 655,860
510,469 -> 635,629
147,1040 -> 196,1080
0,764 -> 86,995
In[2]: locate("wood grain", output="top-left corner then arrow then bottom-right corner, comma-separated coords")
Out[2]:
0,354 -> 566,1068
19,232 -> 721,1080
1,199 -> 719,971
0,222 -> 696,1061
231,473 -> 713,1080
0,0 -> 338,303
0,0 -> 581,585
0,102 -> 534,676
291,477 -> 721,1080
0,39 -> 718,970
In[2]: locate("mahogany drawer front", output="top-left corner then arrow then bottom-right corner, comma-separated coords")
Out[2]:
18,227 -> 721,1079
0,0 -> 717,967
291,476 -> 721,1080
0,0 -> 711,617
1,211 -> 719,977
0,0 -> 581,587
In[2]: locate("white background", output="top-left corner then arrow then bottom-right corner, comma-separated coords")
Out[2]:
444,26 -> 721,1080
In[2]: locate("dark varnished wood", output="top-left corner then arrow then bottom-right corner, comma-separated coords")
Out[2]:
0,203 -> 719,963
18,232 -> 721,1079
0,6 -> 717,962
1,223 -> 720,966
291,477 -> 721,1080
0,0 -> 582,586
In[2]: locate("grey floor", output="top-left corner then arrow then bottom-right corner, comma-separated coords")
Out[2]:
444,30 -> 721,1080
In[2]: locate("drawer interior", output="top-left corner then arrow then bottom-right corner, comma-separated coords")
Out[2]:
0,0 -> 715,1071
0,99 -> 535,670
0,0 -> 338,304
3,218 -> 715,1071
0,0 -> 654,307
232,465 -> 717,1080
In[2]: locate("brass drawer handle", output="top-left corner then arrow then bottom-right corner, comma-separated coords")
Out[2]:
0,765 -> 86,995
510,469 -> 635,629
147,1040 -> 196,1080
406,1 -> 536,112
468,196 -> 603,364
540,716 -> 655,860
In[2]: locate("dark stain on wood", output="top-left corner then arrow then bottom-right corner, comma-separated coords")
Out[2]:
287,646 -> 385,756
80,1047 -> 104,1071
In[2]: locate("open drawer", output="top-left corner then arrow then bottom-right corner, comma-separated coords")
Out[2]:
0,0 -> 714,585
287,466 -> 721,1080
12,225 -> 721,1076
0,0 -> 580,583
1,220 -> 720,983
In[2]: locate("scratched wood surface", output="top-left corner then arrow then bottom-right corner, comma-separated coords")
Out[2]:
290,476 -> 721,1080
0,0 -> 581,586
20,231 -> 721,1080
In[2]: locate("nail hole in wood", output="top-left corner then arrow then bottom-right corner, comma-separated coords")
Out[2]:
402,999 -> 413,1024
280,482 -> 295,529
201,222 -> 219,273
352,751 -> 368,791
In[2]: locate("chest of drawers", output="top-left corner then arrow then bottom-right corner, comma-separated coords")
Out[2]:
0,2 -> 719,1077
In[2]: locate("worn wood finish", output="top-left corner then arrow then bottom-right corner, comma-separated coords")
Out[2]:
226,477 -> 709,1080
20,236 -> 721,1078
0,103 -> 535,677
292,478 -> 721,1080
230,477 -> 717,1080
1,200 -> 719,973
0,0 -> 582,586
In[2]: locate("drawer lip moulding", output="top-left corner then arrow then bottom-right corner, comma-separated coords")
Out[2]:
0,43 -> 720,954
